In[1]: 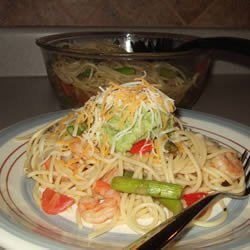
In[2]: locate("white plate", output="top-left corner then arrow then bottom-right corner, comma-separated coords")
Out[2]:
0,109 -> 249,250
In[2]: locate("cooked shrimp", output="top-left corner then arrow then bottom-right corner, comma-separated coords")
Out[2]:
210,152 -> 244,180
69,138 -> 83,155
78,179 -> 120,224
101,168 -> 119,184
68,138 -> 93,158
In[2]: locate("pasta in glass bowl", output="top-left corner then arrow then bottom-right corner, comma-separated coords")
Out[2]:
36,31 -> 211,109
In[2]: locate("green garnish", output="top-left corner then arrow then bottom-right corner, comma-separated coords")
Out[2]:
115,67 -> 136,75
67,122 -> 88,136
164,140 -> 178,154
77,68 -> 91,79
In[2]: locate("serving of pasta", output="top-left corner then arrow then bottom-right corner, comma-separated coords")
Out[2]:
52,42 -> 198,107
24,79 -> 245,239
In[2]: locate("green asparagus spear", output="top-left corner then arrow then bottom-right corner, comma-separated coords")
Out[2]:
158,67 -> 177,79
158,198 -> 183,215
77,68 -> 91,79
111,176 -> 182,199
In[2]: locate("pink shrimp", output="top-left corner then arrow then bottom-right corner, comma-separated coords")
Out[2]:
210,152 -> 244,180
69,138 -> 83,155
78,179 -> 120,224
101,168 -> 119,184
69,138 -> 92,158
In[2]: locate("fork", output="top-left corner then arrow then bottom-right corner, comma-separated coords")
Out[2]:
127,150 -> 250,250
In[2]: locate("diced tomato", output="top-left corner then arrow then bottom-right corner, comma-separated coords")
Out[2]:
129,139 -> 153,154
182,192 -> 208,207
44,158 -> 51,170
41,188 -> 74,215
195,59 -> 210,73
78,97 -> 87,105
60,81 -> 75,96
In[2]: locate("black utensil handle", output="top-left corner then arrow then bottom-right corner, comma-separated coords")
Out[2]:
175,37 -> 250,56
127,193 -> 221,250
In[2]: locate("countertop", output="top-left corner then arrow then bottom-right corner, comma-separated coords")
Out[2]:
0,75 -> 249,130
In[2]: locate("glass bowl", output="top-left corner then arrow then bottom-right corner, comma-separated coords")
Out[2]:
36,31 -> 212,109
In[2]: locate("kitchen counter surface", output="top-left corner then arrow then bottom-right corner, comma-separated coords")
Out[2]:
0,75 -> 249,129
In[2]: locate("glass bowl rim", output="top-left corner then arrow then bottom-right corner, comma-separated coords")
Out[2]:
36,31 -> 204,59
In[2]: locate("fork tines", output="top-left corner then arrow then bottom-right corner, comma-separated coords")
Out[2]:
241,150 -> 250,188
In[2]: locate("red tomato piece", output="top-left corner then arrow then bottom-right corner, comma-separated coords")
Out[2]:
44,158 -> 51,170
129,139 -> 153,154
60,81 -> 75,96
41,188 -> 74,215
182,192 -> 208,207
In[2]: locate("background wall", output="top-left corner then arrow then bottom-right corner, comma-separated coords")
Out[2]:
0,0 -> 249,28
0,0 -> 249,77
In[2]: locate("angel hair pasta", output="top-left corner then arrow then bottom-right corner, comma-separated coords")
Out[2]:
52,42 -> 198,106
24,79 -> 245,239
